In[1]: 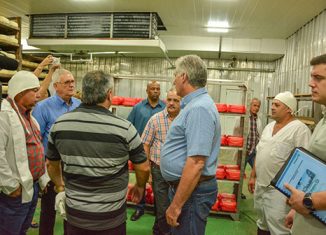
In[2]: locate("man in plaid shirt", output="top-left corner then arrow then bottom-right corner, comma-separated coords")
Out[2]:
141,88 -> 181,235
234,98 -> 262,199
246,98 -> 262,168
234,98 -> 262,168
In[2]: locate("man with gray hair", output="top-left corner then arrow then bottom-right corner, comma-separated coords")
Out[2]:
161,55 -> 221,235
33,68 -> 81,235
46,70 -> 150,234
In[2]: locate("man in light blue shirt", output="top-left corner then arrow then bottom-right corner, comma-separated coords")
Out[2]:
161,55 -> 221,235
33,68 -> 81,235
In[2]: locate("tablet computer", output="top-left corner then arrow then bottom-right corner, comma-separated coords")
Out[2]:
271,147 -> 326,225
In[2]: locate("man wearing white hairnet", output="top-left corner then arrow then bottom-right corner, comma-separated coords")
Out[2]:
0,71 -> 50,235
248,91 -> 311,235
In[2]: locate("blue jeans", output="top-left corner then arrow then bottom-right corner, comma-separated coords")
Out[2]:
0,182 -> 39,235
168,178 -> 217,235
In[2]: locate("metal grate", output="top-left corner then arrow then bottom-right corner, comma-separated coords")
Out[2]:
67,13 -> 111,38
30,14 -> 66,38
30,12 -> 160,39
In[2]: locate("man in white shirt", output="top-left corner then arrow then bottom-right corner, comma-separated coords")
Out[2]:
248,91 -> 311,235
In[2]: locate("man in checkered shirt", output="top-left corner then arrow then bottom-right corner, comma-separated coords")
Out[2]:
141,88 -> 181,235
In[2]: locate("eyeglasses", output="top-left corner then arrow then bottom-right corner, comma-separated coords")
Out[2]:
57,80 -> 75,86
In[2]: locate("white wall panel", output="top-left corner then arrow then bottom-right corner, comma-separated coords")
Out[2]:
273,10 -> 326,96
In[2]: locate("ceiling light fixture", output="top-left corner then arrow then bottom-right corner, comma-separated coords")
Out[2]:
206,20 -> 229,33
207,20 -> 229,28
207,28 -> 229,33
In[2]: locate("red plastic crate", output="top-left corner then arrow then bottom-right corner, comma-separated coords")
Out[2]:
218,193 -> 236,200
216,168 -> 226,179
221,135 -> 228,146
224,164 -> 240,170
112,96 -> 124,105
211,199 -> 220,211
216,103 -> 228,113
228,136 -> 244,147
220,199 -> 237,212
227,104 -> 246,114
122,97 -> 137,106
225,169 -> 241,181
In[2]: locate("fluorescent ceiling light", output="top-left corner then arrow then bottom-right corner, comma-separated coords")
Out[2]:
207,28 -> 229,33
207,20 -> 229,28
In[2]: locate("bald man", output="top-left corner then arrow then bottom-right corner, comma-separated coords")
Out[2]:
127,81 -> 166,225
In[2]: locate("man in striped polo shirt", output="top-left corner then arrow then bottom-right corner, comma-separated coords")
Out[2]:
46,70 -> 150,235
142,88 -> 181,235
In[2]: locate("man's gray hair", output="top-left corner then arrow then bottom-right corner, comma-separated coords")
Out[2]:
175,55 -> 207,88
52,68 -> 73,83
251,97 -> 261,104
82,70 -> 113,105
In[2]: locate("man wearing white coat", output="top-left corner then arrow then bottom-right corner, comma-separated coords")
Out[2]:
248,91 -> 311,235
0,71 -> 50,235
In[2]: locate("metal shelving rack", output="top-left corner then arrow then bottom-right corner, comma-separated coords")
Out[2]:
111,75 -> 250,221
213,80 -> 250,221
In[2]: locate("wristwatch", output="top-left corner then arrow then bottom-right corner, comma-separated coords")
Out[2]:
303,192 -> 315,211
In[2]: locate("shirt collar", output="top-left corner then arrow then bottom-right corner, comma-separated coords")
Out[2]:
181,87 -> 207,109
79,103 -> 112,115
144,98 -> 165,108
250,112 -> 258,119
54,94 -> 73,106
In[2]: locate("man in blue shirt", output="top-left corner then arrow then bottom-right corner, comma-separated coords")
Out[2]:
161,55 -> 221,235
128,81 -> 165,223
33,68 -> 81,235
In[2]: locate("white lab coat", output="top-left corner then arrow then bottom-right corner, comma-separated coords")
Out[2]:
0,99 -> 49,203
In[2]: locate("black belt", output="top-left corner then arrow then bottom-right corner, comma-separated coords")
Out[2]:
167,175 -> 215,189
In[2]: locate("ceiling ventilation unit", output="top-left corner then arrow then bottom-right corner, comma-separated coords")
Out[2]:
27,12 -> 168,58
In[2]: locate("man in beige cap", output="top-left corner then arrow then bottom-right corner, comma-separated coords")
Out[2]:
0,71 -> 49,235
248,91 -> 311,235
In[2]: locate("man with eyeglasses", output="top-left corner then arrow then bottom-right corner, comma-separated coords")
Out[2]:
0,71 -> 50,235
33,68 -> 81,235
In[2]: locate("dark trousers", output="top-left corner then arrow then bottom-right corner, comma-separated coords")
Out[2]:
66,221 -> 126,235
151,165 -> 171,235
39,181 -> 67,235
0,182 -> 39,235
245,150 -> 256,169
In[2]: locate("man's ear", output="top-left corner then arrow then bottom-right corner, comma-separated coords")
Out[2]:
182,73 -> 189,84
107,89 -> 112,101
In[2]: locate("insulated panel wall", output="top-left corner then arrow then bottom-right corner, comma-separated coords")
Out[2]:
273,10 -> 326,96
61,56 -> 274,126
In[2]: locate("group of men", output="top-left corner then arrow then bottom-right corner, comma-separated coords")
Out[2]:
0,53 -> 325,235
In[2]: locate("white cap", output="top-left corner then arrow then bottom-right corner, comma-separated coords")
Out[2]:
8,71 -> 40,99
274,91 -> 297,113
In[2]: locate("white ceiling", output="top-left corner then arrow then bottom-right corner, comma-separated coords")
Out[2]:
1,0 -> 326,60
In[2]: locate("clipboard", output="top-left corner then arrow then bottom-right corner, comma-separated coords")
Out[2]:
271,147 -> 326,225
